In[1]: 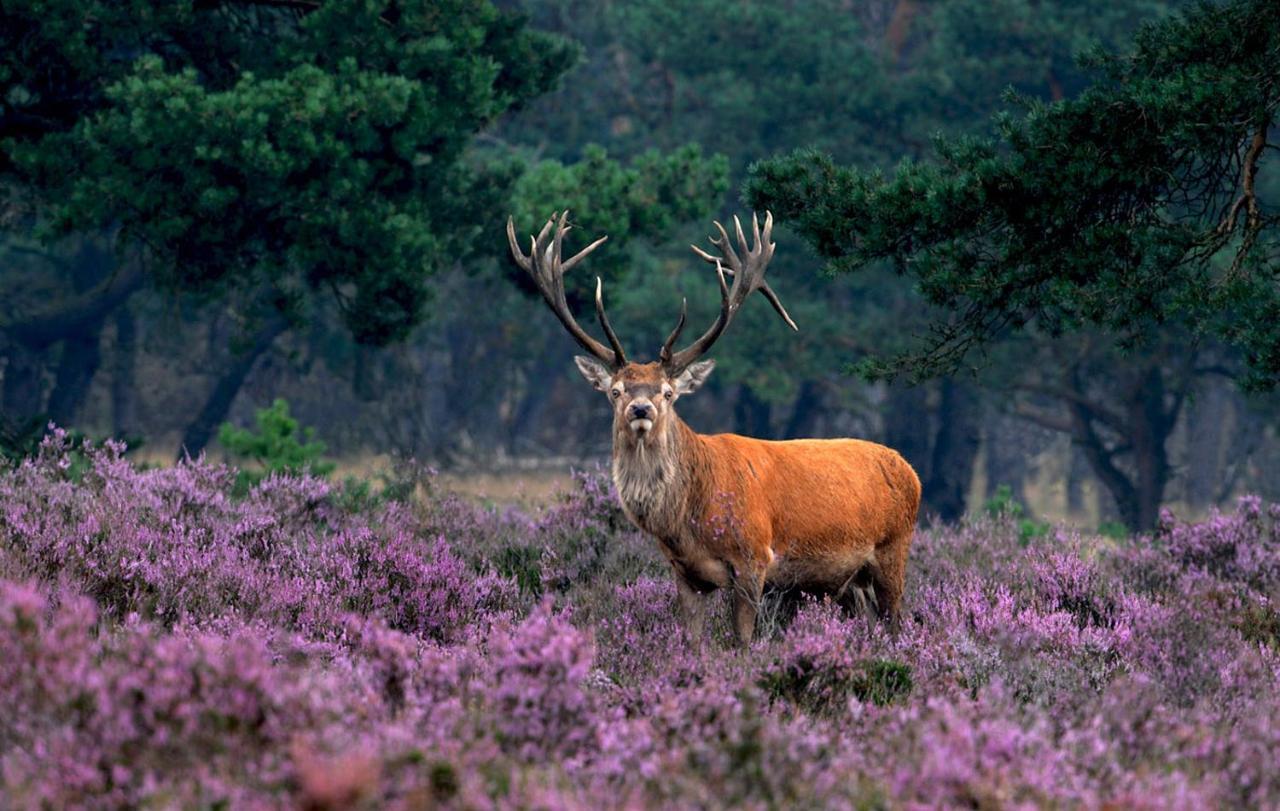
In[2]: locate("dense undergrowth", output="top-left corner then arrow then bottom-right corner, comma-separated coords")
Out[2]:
2,430 -> 1279,808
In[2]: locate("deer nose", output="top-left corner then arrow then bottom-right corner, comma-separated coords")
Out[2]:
628,402 -> 655,421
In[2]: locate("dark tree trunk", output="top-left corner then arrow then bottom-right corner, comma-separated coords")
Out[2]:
1,239 -> 138,427
883,383 -> 931,484
1,342 -> 46,420
111,307 -> 138,436
507,349 -> 561,453
1065,445 -> 1088,515
1011,346 -> 1198,533
922,378 -> 980,522
178,315 -> 287,460
1183,381 -> 1230,510
42,241 -> 124,427
734,385 -> 773,439
438,319 -> 506,458
352,343 -> 378,402
984,414 -> 1032,504
783,379 -> 823,439
1127,365 -> 1173,532
1065,362 -> 1180,533
45,328 -> 102,427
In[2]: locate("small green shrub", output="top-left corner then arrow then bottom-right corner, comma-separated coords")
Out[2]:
1233,599 -> 1280,650
760,656 -> 913,713
217,399 -> 335,492
492,545 -> 545,599
1098,521 -> 1129,541
984,484 -> 1051,546
854,660 -> 914,706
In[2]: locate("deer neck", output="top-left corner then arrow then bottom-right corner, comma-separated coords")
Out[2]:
611,416 -> 700,537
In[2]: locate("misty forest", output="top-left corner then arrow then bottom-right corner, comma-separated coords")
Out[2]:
2,0 -> 1279,808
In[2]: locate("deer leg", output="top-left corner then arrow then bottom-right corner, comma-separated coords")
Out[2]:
675,574 -> 709,648
730,565 -> 766,647
872,530 -> 912,632
835,566 -> 878,623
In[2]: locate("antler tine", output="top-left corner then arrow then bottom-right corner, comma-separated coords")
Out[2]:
595,277 -> 628,364
550,210 -> 569,268
663,210 -> 795,373
684,262 -> 796,331
506,216 -> 532,271
760,286 -> 798,331
506,211 -> 625,368
659,297 -> 688,364
561,234 -> 608,273
733,214 -> 748,258
711,220 -> 742,269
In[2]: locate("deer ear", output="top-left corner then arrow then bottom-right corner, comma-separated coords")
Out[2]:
674,359 -> 715,395
574,355 -> 613,392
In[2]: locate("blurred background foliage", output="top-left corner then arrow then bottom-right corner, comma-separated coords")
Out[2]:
1,0 -> 1277,531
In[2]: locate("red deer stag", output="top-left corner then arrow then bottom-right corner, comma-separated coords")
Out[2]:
507,211 -> 921,645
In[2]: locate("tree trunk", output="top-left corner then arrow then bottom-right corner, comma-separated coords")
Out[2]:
1128,365 -> 1172,532
1,239 -> 139,427
734,385 -> 773,439
45,327 -> 102,427
1182,380 -> 1230,510
783,379 -> 824,439
1065,445 -> 1088,515
883,383 -> 931,484
177,315 -> 287,460
922,378 -> 980,522
1,341 -> 46,421
1069,363 -> 1176,533
506,349 -> 561,453
984,414 -> 1032,504
111,307 -> 139,437
352,343 -> 378,402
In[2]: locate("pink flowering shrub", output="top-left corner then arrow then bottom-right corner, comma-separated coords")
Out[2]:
3,434 -> 1280,808
487,603 -> 598,761
0,430 -> 510,643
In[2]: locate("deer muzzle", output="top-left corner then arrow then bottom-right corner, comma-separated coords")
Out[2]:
627,400 -> 655,435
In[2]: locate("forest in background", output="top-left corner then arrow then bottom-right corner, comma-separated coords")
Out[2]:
1,0 -> 1277,532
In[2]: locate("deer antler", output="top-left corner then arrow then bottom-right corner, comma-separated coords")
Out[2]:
507,211 -> 627,367
660,211 -> 797,373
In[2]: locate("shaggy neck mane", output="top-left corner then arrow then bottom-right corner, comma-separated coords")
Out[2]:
610,417 -> 705,537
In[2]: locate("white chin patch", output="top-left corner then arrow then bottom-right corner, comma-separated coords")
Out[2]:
629,419 -> 654,434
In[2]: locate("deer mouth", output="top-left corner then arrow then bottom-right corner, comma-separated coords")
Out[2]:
628,418 -> 654,435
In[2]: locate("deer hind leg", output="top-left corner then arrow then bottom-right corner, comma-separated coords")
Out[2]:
835,565 -> 879,623
730,563 -> 767,647
872,528 -> 913,630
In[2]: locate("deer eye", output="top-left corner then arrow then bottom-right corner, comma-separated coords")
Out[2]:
664,390 -> 673,400
611,389 -> 622,399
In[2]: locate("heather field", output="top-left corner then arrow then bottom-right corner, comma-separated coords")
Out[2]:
2,432 -> 1279,810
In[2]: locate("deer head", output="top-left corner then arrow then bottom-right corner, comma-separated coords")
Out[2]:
507,210 -> 796,444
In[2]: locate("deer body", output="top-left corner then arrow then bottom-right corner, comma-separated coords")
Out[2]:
508,211 -> 921,644
600,363 -> 920,643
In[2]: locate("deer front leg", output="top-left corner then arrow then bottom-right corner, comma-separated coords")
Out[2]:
675,575 -> 709,648
730,564 -> 766,647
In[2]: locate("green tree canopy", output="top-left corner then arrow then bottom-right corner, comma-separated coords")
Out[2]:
1,0 -> 577,345
747,0 -> 1279,388
0,0 -> 728,457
